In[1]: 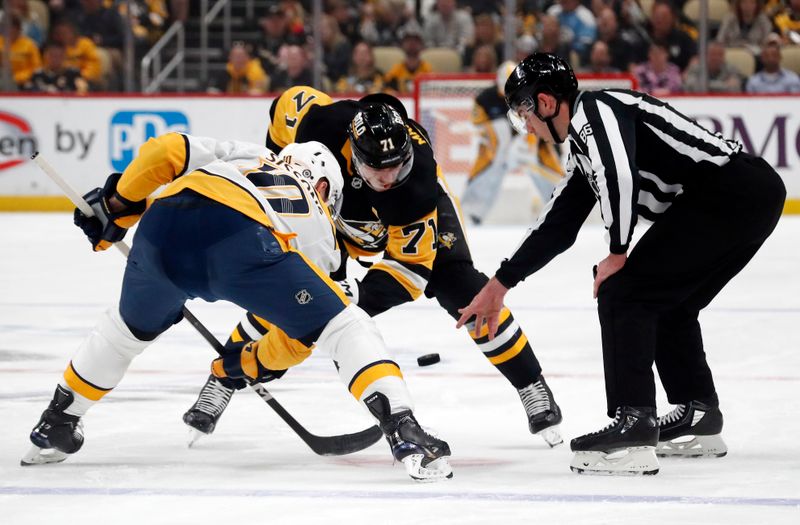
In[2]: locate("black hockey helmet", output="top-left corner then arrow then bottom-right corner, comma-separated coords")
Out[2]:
504,53 -> 577,139
348,103 -> 414,191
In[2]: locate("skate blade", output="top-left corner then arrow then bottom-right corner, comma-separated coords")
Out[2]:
537,425 -> 564,448
186,428 -> 208,448
570,446 -> 659,476
402,454 -> 454,482
657,433 -> 728,458
20,445 -> 70,466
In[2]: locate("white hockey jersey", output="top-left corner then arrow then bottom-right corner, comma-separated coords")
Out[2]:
117,133 -> 340,274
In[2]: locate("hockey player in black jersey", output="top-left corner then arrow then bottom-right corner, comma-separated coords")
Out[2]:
184,88 -> 564,448
457,53 -> 786,475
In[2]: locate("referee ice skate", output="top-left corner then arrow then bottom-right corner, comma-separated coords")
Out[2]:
457,53 -> 786,475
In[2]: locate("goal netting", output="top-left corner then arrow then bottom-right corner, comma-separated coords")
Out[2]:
413,73 -> 637,224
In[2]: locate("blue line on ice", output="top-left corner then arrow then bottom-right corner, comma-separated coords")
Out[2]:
1,487 -> 798,507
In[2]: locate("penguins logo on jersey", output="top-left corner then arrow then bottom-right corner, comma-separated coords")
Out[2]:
438,232 -> 457,250
335,218 -> 388,251
295,289 -> 313,304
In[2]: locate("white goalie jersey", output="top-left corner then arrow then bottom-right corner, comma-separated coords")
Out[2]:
175,134 -> 342,274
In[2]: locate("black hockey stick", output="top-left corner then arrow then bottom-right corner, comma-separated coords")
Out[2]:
181,308 -> 383,456
32,152 -> 383,457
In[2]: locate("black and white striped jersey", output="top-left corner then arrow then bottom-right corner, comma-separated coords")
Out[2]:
495,89 -> 743,288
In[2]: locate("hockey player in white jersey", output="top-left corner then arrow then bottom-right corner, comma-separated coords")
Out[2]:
23,133 -> 453,482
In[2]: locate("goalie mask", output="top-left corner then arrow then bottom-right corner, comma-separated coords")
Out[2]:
504,53 -> 578,143
348,103 -> 414,191
280,141 -> 344,218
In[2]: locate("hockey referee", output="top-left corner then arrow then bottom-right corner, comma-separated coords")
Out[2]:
456,53 -> 786,475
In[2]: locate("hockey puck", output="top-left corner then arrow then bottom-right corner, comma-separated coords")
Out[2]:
417,353 -> 440,367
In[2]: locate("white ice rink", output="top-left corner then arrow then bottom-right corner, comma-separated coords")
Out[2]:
1,213 -> 798,524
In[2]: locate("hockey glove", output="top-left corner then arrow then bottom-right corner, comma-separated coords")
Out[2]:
210,341 -> 288,385
73,173 -> 147,251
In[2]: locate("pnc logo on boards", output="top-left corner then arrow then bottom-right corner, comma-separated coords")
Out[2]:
0,111 -> 37,171
109,111 -> 189,171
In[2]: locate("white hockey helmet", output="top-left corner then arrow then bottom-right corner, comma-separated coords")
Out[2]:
496,60 -> 518,97
280,141 -> 344,217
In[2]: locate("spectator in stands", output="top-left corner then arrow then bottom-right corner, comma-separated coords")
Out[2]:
328,0 -> 361,45
209,42 -> 269,95
596,6 -> 636,72
22,42 -> 88,94
717,0 -> 774,53
773,0 -> 800,44
647,0 -> 697,71
73,0 -> 126,50
320,14 -> 352,83
123,0 -> 169,47
633,42 -> 683,95
361,0 -> 416,47
8,0 -> 45,46
581,40 -> 620,73
515,33 -> 539,62
423,0 -> 475,54
537,15 -> 572,61
384,25 -> 432,94
256,3 -> 296,76
0,15 -> 41,87
469,44 -> 498,73
334,40 -> 385,94
50,19 -> 103,86
270,43 -> 320,91
746,38 -> 800,92
463,13 -> 504,71
546,0 -> 598,63
684,41 -> 744,93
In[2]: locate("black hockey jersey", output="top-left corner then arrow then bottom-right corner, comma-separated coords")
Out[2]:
266,86 -> 443,314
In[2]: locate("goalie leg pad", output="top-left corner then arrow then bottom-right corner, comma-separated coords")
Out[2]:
570,447 -> 660,476
318,304 -> 413,414
61,306 -> 154,416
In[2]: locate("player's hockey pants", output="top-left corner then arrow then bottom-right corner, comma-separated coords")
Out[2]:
119,190 -> 346,344
596,153 -> 786,416
425,190 -> 543,388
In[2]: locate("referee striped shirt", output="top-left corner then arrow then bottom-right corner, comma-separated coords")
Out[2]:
495,89 -> 743,288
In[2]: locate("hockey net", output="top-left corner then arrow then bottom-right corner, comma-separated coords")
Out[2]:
413,73 -> 637,224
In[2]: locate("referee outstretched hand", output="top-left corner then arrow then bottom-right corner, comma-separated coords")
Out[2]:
456,277 -> 509,340
593,253 -> 627,298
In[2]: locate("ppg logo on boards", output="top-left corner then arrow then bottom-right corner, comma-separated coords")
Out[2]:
109,111 -> 189,171
0,111 -> 37,171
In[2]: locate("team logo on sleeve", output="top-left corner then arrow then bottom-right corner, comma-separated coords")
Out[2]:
438,232 -> 457,250
295,289 -> 313,304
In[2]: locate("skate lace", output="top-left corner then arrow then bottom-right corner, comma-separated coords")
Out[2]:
194,377 -> 234,417
518,380 -> 551,417
588,409 -> 622,436
657,404 -> 686,426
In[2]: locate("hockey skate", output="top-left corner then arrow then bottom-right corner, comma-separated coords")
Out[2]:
183,374 -> 236,446
365,392 -> 453,482
657,400 -> 727,458
570,406 -> 660,476
21,386 -> 84,466
517,375 -> 563,447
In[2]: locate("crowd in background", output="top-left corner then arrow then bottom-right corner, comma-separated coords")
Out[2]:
2,0 -> 800,95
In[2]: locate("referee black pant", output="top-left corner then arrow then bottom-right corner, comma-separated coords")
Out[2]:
596,154 -> 786,417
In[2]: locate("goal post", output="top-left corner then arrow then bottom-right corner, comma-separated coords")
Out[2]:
413,72 -> 638,224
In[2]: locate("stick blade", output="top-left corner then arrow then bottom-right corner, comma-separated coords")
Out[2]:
309,425 -> 384,456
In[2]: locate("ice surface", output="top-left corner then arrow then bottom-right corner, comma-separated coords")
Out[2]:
1,214 -> 798,524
